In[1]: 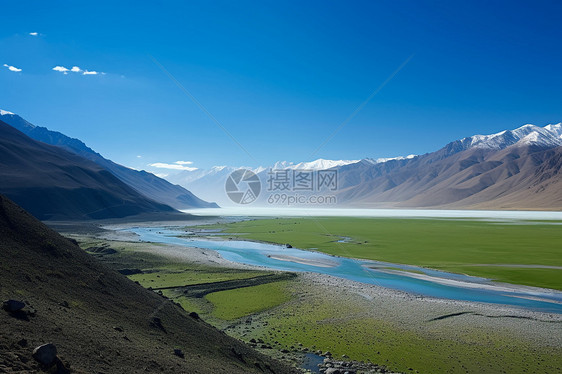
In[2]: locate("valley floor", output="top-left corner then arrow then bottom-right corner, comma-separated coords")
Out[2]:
61,221 -> 562,374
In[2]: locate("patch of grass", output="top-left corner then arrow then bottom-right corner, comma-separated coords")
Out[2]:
128,266 -> 267,289
161,290 -> 210,315
205,281 -> 291,320
215,218 -> 562,290
437,266 -> 562,290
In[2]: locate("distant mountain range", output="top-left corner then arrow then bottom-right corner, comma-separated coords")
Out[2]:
336,124 -> 562,210
0,110 -> 217,214
0,119 -> 179,220
167,123 -> 562,210
2,107 -> 560,212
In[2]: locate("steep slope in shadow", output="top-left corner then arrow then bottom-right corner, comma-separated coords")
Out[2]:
0,194 -> 295,373
0,120 -> 177,220
0,111 -> 217,209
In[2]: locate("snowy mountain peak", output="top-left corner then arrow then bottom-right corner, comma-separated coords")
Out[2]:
272,158 -> 359,170
0,109 -> 15,116
462,123 -> 562,150
544,123 -> 562,138
363,154 -> 417,165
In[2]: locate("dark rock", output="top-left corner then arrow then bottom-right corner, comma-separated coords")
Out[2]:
285,244 -> 292,248
188,311 -> 200,320
173,348 -> 184,358
17,338 -> 28,347
67,238 -> 79,246
32,343 -> 57,366
325,369 -> 341,374
149,316 -> 166,332
113,326 -> 123,332
117,268 -> 142,275
2,300 -> 25,312
59,301 -> 69,308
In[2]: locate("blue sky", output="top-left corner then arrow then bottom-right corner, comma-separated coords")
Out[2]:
1,0 -> 561,173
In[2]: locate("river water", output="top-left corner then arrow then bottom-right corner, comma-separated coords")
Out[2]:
127,226 -> 562,314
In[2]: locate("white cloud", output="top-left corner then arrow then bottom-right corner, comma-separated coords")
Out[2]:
53,65 -> 105,75
136,155 -> 142,158
154,173 -> 169,178
149,161 -> 198,171
52,66 -> 69,72
29,32 -> 38,36
3,64 -> 22,72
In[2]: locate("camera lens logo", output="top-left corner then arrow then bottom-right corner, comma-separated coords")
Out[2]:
225,169 -> 261,204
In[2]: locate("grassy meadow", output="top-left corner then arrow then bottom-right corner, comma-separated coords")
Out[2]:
211,217 -> 562,290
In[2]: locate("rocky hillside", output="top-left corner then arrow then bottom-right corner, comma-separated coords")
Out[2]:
0,194 -> 295,373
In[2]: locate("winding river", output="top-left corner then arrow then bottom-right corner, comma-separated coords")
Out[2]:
127,226 -> 562,314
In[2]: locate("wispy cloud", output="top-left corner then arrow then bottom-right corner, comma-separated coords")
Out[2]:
29,32 -> 38,36
52,65 -> 105,75
149,161 -> 198,171
3,64 -> 22,72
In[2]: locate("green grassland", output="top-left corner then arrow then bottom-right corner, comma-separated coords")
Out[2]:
205,281 -> 291,320
211,217 -> 562,290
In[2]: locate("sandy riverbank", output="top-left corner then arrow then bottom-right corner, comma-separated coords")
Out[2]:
299,272 -> 562,346
267,254 -> 339,268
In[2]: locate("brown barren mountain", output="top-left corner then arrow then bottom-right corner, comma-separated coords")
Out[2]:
337,145 -> 562,210
0,194 -> 296,373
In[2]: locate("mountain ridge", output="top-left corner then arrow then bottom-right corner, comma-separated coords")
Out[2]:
165,122 -> 562,210
0,120 -> 181,220
0,110 -> 217,210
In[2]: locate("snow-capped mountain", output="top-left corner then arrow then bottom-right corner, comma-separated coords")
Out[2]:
456,123 -> 562,151
164,122 -> 562,210
271,158 -> 360,170
362,154 -> 417,165
334,122 -> 562,210
164,157 -> 415,206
